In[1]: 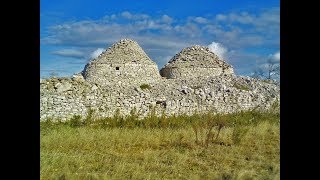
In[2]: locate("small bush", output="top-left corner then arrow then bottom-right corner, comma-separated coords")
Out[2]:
83,108 -> 95,125
143,106 -> 159,128
233,83 -> 250,91
125,107 -> 140,128
191,112 -> 228,148
269,100 -> 280,114
261,79 -> 274,84
140,84 -> 151,90
98,117 -> 112,129
113,108 -> 125,127
68,115 -> 83,127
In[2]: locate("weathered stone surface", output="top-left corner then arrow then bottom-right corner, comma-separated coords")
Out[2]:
160,45 -> 234,79
54,82 -> 72,93
40,39 -> 280,121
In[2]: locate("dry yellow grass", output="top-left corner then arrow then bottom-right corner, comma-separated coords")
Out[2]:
41,119 -> 279,179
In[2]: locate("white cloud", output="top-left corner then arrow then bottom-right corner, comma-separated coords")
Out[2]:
111,14 -> 117,19
51,49 -> 86,58
272,52 -> 280,61
218,8 -> 279,37
208,41 -> 228,60
121,11 -> 132,19
194,17 -> 208,24
90,48 -> 105,59
229,12 -> 254,24
160,15 -> 173,24
267,51 -> 280,63
216,14 -> 227,21
120,11 -> 149,20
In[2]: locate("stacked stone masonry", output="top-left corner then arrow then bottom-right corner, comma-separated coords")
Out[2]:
40,39 -> 280,121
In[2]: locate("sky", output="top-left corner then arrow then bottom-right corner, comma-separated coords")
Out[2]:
40,0 -> 280,78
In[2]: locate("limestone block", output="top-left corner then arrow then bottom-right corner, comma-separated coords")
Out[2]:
55,82 -> 72,93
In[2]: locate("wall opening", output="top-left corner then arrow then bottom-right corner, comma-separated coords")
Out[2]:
116,67 -> 119,70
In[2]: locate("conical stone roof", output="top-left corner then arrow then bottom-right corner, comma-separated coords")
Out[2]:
159,45 -> 234,79
90,39 -> 156,65
162,45 -> 232,69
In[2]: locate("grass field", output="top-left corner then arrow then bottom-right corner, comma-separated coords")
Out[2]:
40,110 -> 280,179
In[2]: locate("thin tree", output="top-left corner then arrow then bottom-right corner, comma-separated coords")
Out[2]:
252,58 -> 280,80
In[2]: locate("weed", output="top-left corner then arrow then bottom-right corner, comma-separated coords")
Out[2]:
261,79 -> 274,84
68,115 -> 83,127
83,108 -> 96,125
233,83 -> 250,91
140,84 -> 151,90
191,112 -> 228,148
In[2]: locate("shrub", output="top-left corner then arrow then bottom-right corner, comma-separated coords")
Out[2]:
83,108 -> 95,125
143,105 -> 158,128
68,115 -> 83,127
269,100 -> 280,114
98,117 -> 112,129
233,83 -> 250,91
191,112 -> 228,148
261,79 -> 274,84
114,108 -> 125,127
125,107 -> 140,128
140,84 -> 151,90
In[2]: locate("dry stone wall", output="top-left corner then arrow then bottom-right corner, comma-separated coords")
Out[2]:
40,74 -> 279,121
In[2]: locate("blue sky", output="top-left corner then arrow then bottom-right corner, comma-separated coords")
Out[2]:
40,0 -> 280,78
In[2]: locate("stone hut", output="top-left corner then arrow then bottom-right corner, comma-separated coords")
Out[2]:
159,45 -> 234,79
82,39 -> 161,86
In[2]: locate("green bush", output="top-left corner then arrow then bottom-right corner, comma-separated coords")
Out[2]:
191,112 -> 228,147
68,115 -> 83,127
140,84 -> 151,90
233,83 -> 250,91
83,108 -> 95,125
